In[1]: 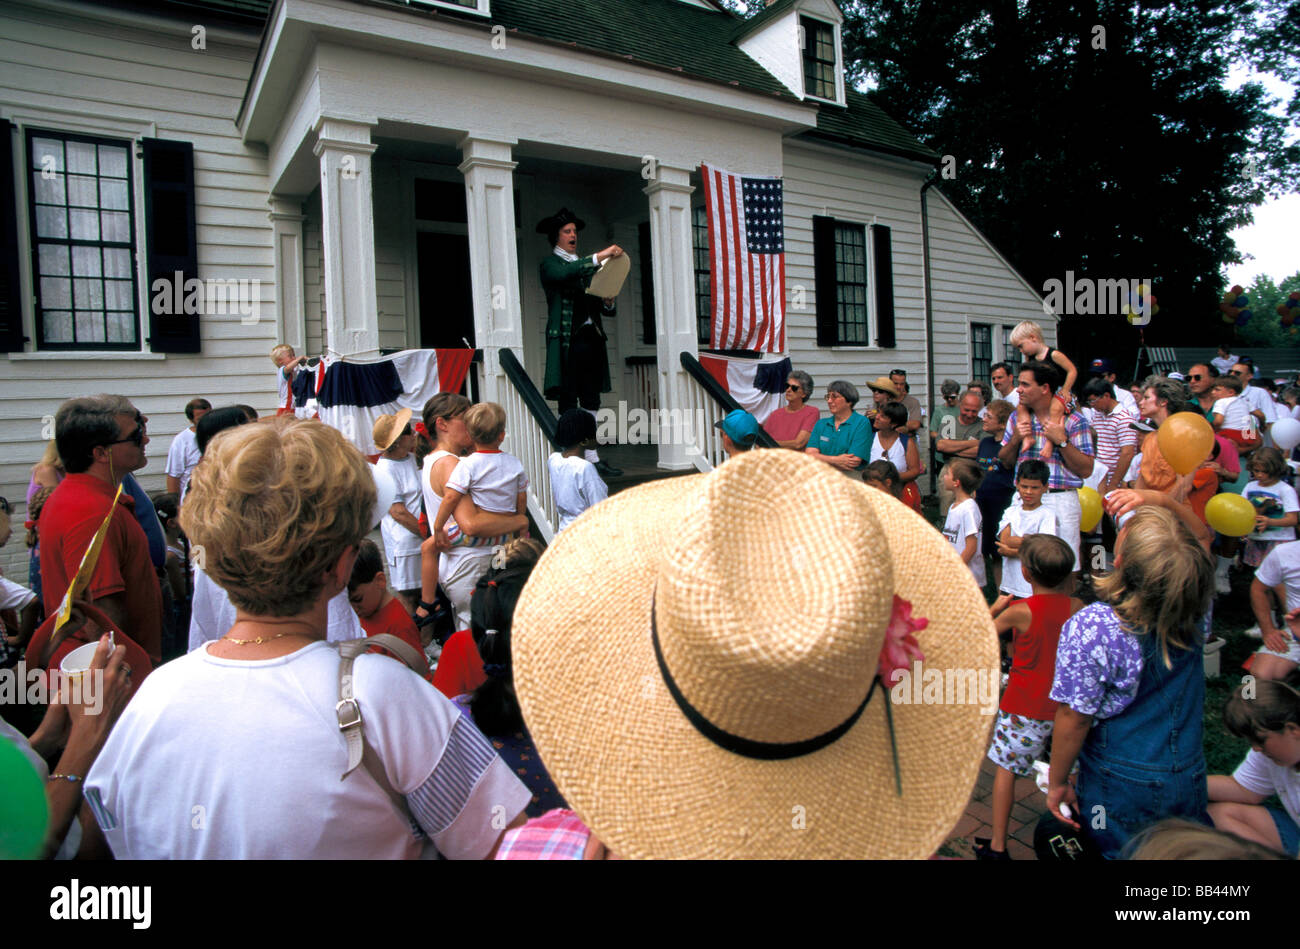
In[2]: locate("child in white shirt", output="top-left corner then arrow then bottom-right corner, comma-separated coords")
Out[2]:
1243,447 -> 1300,567
1211,374 -> 1254,446
433,402 -> 529,549
549,409 -> 609,532
995,459 -> 1059,599
941,458 -> 985,588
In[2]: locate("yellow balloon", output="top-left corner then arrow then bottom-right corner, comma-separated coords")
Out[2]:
1077,486 -> 1103,532
1157,412 -> 1215,475
1205,493 -> 1257,538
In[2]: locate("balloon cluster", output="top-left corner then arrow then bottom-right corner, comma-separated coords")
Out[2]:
1220,285 -> 1252,326
1276,291 -> 1300,330
1121,283 -> 1158,325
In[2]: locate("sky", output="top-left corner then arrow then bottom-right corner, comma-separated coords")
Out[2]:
1224,68 -> 1299,290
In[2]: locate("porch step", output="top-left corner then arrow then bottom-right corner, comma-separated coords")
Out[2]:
596,444 -> 697,495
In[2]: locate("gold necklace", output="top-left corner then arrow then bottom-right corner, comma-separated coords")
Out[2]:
222,625 -> 316,646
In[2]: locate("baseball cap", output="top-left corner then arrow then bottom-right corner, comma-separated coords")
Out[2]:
715,409 -> 759,447
1089,358 -> 1115,375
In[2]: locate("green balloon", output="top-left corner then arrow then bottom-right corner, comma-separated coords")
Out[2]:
0,739 -> 50,859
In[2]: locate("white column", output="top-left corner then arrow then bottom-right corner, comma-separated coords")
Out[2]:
268,195 -> 306,353
313,117 -> 379,358
458,135 -> 521,404
645,165 -> 698,470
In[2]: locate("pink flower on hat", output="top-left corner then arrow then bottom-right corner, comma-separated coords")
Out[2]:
878,595 -> 927,686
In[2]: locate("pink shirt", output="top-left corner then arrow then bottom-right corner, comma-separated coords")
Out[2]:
763,404 -> 820,444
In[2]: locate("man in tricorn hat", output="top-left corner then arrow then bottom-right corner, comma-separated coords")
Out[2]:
537,207 -> 624,479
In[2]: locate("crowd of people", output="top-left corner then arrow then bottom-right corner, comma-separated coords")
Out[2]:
3,331 -> 1300,860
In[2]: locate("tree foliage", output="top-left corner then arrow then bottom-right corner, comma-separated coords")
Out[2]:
1239,271 -> 1300,347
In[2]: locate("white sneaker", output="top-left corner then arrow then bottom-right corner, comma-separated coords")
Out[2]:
1243,625 -> 1263,639
1215,574 -> 1231,595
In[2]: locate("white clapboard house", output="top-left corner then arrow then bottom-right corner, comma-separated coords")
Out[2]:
0,0 -> 1055,553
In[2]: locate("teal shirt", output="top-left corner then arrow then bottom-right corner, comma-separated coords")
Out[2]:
809,412 -> 873,469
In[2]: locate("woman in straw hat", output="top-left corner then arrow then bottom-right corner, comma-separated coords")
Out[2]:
509,449 -> 999,858
1046,490 -> 1214,859
83,417 -> 531,858
373,408 -> 422,612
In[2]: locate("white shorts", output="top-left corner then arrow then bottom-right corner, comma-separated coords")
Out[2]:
439,550 -> 494,630
385,552 -> 422,592
1257,631 -> 1300,666
1042,489 -> 1082,571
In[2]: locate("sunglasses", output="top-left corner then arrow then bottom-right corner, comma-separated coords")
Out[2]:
1188,374 -> 1204,381
890,369 -> 907,377
785,383 -> 803,392
106,415 -> 146,448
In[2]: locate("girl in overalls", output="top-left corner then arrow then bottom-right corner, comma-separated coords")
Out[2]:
1045,497 -> 1215,858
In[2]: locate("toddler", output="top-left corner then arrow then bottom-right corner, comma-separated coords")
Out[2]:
864,460 -> 901,499
1009,321 -> 1077,459
1211,374 -> 1254,448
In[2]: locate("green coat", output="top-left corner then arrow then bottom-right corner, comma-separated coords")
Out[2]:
540,253 -> 612,399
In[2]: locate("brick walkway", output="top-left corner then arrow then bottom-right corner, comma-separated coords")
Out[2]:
942,758 -> 1049,860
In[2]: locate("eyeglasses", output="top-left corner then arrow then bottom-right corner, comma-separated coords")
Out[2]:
890,369 -> 906,376
785,383 -> 803,392
1188,374 -> 1204,381
106,415 -> 146,448
826,393 -> 844,401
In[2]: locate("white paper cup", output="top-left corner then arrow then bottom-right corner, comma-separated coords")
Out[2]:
59,631 -> 114,680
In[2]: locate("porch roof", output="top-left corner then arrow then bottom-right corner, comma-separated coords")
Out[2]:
145,0 -> 936,164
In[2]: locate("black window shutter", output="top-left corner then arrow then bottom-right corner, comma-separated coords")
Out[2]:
812,214 -> 837,347
871,223 -> 895,348
0,120 -> 25,352
639,220 -> 655,344
143,137 -> 199,353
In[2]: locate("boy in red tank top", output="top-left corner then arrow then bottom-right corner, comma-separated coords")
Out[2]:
347,539 -> 433,683
977,534 -> 1083,860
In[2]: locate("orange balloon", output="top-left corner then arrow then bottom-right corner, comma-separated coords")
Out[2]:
1157,412 -> 1215,475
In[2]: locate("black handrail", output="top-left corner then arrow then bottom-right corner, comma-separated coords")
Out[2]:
678,352 -> 780,449
499,348 -> 560,449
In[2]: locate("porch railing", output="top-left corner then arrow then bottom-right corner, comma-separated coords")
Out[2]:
679,352 -> 779,472
625,355 -> 659,417
498,348 -> 559,543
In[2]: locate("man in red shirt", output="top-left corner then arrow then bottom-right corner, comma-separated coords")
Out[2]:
41,395 -> 163,663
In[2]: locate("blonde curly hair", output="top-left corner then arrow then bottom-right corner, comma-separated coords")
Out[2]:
180,417 -> 375,616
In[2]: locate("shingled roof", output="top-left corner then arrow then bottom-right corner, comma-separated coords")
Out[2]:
111,0 -> 936,163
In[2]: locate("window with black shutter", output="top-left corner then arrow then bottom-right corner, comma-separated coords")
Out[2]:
142,137 -> 199,353
0,120 -> 24,352
870,223 -> 895,348
812,214 -> 871,347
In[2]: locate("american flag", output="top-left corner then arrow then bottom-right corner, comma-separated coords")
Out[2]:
701,163 -> 786,353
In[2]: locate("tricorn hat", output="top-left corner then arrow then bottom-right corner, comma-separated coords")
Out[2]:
536,207 -> 586,238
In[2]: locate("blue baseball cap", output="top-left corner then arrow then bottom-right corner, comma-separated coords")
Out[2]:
715,409 -> 759,447
1089,357 -> 1115,375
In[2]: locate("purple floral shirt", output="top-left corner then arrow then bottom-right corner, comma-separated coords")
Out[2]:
1049,603 -> 1144,719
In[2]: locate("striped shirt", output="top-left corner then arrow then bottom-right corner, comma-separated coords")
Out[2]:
1001,411 -> 1095,489
1089,404 -> 1138,471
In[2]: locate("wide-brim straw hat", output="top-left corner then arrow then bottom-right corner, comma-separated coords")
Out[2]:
371,407 -> 412,452
513,449 -> 997,859
866,376 -> 901,397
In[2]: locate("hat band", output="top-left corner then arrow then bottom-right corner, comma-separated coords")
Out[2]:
650,594 -> 877,762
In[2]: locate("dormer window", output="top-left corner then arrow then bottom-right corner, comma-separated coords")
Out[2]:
801,16 -> 836,101
414,0 -> 490,16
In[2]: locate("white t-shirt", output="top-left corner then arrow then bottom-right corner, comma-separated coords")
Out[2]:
164,427 -> 201,500
187,564 -> 362,652
943,497 -> 985,587
1231,749 -> 1300,831
997,504 -> 1059,598
376,455 -> 424,560
548,452 -> 608,532
1240,384 -> 1277,422
1212,354 -> 1238,374
83,640 -> 532,859
1244,480 -> 1300,541
0,575 -> 36,612
1256,541 -> 1300,611
1113,385 -> 1138,416
446,450 -> 528,516
1213,396 -> 1252,431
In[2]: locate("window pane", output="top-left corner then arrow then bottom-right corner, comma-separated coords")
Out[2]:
66,140 -> 97,175
72,246 -> 102,276
105,279 -> 133,310
40,276 -> 72,308
67,174 -> 98,207
101,211 -> 130,243
106,312 -> 135,343
98,145 -> 128,180
38,244 -> 70,276
75,311 -> 106,343
31,138 -> 63,171
69,208 -> 99,240
74,277 -> 104,308
103,248 -> 130,278
36,206 -> 68,239
43,310 -> 73,342
100,179 -> 129,211
31,171 -> 65,205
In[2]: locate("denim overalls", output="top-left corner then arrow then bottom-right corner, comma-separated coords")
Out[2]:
1076,626 -> 1210,859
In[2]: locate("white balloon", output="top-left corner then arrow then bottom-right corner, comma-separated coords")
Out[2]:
1271,417 -> 1300,452
371,462 -> 397,530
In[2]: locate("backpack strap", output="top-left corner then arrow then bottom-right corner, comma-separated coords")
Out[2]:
336,636 -> 431,830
